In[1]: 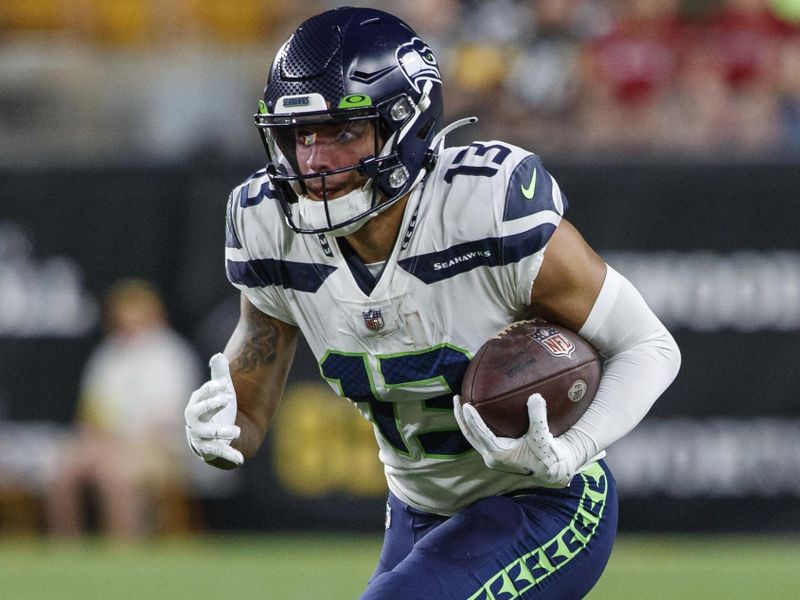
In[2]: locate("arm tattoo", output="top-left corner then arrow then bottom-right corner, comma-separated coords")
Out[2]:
231,312 -> 279,373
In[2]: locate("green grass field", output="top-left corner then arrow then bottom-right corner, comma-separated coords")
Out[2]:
1,533 -> 798,599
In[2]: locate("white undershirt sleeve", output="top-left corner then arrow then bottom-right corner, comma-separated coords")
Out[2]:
560,265 -> 682,469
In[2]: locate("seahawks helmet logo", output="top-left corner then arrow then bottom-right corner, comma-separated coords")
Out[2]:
396,37 -> 441,94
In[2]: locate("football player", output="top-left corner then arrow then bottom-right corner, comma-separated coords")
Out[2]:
184,7 -> 681,599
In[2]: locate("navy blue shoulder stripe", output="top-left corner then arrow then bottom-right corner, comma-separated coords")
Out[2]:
503,154 -> 568,222
227,258 -> 336,293
397,223 -> 556,284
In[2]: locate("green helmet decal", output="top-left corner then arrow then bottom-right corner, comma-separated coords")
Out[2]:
337,94 -> 373,109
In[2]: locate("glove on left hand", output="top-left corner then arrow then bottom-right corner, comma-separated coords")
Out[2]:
453,393 -> 577,487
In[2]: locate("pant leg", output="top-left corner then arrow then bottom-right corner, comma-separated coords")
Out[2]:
368,491 -> 449,581
361,460 -> 618,600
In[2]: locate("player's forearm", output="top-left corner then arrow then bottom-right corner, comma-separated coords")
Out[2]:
228,371 -> 284,460
231,409 -> 268,461
566,266 -> 681,463
204,353 -> 294,470
221,293 -> 299,463
565,327 -> 680,465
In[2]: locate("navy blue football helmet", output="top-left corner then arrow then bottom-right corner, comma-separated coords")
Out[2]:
256,7 -> 446,234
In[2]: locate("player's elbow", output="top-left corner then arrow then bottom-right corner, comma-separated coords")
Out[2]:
655,326 -> 681,386
612,318 -> 681,402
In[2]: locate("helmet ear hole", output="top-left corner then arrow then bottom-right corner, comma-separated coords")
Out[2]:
377,121 -> 391,150
417,117 -> 436,141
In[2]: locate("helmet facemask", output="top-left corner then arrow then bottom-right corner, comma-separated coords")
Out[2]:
255,90 -> 434,236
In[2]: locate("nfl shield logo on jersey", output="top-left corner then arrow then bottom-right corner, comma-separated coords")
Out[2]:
363,309 -> 385,331
529,326 -> 575,358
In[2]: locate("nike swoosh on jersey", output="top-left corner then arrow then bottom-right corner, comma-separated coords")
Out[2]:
520,168 -> 537,199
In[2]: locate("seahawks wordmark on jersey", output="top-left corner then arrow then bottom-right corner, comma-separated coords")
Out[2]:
225,141 -> 567,515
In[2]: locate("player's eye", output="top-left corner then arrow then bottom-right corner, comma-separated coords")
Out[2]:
334,121 -> 366,144
335,128 -> 356,143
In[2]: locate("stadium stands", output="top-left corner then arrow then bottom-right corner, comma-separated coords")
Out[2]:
0,0 -> 798,165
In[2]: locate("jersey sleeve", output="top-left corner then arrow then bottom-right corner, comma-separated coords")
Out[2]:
223,178 -> 298,326
434,141 -> 568,315
495,149 -> 568,310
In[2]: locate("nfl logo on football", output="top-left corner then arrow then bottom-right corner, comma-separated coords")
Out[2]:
363,309 -> 385,331
529,326 -> 575,358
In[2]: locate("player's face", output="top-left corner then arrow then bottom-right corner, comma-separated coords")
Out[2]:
293,120 -> 375,200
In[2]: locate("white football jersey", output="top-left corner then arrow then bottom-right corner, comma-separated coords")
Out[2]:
225,140 -> 568,515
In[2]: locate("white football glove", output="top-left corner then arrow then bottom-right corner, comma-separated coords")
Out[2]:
453,393 -> 577,487
185,353 -> 244,466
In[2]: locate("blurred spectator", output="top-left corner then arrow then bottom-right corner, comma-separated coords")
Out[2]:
579,0 -> 683,153
44,279 -> 201,539
495,0 -> 611,153
695,0 -> 783,153
506,0 -> 609,114
444,0 -> 527,143
669,22 -> 739,154
705,0 -> 786,89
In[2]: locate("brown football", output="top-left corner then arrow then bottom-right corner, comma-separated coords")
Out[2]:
460,320 -> 601,438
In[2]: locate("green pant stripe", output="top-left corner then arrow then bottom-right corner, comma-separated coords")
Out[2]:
466,463 -> 609,600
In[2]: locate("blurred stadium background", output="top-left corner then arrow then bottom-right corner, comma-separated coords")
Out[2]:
1,0 -> 800,598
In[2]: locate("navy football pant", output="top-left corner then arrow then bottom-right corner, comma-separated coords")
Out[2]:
360,460 -> 617,600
